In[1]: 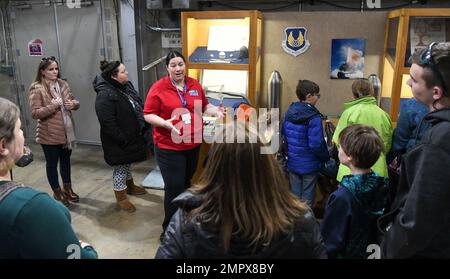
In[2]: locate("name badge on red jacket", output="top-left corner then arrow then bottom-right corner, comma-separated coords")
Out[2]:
189,90 -> 199,96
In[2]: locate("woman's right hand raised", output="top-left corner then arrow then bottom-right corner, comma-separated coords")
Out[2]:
51,97 -> 63,106
163,116 -> 181,135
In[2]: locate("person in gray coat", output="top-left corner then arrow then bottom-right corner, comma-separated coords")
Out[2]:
380,42 -> 450,258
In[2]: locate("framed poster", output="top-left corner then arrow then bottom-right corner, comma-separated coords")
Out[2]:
28,39 -> 43,56
410,17 -> 446,56
330,38 -> 365,79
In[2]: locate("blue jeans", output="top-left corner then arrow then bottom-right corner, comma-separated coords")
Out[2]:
289,172 -> 318,208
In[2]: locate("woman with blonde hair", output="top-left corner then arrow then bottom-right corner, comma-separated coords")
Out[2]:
0,97 -> 96,258
156,122 -> 326,258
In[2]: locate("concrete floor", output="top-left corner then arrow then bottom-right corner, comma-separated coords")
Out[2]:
13,142 -> 164,259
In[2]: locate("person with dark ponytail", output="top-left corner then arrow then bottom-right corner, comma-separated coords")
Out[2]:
144,51 -> 224,240
93,61 -> 148,213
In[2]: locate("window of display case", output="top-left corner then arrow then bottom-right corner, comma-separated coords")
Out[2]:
386,17 -> 399,65
381,9 -> 450,124
405,17 -> 450,67
182,10 -> 263,183
182,10 -> 262,106
186,18 -> 250,65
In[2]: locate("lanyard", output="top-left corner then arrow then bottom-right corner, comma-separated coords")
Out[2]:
175,84 -> 187,108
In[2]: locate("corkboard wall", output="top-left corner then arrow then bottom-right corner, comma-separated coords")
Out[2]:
261,11 -> 388,118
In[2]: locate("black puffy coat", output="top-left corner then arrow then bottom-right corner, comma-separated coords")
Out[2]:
93,75 -> 147,166
155,191 -> 327,259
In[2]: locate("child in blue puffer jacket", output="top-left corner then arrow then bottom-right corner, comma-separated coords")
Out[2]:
282,80 -> 330,207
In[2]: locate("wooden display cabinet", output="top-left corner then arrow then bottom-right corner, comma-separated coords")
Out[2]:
381,8 -> 450,124
181,10 -> 263,182
181,10 -> 263,107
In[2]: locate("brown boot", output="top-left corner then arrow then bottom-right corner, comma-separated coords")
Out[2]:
114,189 -> 136,212
126,179 -> 147,195
53,188 -> 70,207
63,183 -> 79,202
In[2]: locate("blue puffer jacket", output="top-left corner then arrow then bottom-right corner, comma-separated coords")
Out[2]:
282,102 -> 330,175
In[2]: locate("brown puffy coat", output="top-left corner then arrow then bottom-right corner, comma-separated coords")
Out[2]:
28,79 -> 80,145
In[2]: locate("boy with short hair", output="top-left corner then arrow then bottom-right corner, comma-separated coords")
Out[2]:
282,79 -> 330,207
321,124 -> 388,259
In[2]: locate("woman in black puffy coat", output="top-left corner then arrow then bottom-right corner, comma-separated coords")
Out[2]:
93,61 -> 148,213
156,122 -> 327,259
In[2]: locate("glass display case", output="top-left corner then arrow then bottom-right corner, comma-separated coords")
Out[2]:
381,8 -> 450,124
181,10 -> 263,182
181,10 -> 263,107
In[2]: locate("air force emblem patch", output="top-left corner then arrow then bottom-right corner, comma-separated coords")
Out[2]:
282,27 -> 310,57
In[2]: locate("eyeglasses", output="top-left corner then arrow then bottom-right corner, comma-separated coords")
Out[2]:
41,56 -> 56,62
419,42 -> 448,96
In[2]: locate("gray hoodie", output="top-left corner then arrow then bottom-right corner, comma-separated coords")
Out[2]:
381,108 -> 450,258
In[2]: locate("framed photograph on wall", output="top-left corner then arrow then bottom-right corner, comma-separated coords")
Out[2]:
330,38 -> 365,79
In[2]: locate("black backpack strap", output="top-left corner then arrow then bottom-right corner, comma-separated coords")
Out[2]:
0,181 -> 26,203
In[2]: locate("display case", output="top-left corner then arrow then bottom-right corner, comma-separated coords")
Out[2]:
381,8 -> 450,124
181,10 -> 263,107
181,10 -> 263,182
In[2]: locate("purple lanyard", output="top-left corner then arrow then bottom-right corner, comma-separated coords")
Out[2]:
175,84 -> 187,108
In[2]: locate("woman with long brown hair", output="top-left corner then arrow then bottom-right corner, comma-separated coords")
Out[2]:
156,122 -> 326,258
28,56 -> 80,206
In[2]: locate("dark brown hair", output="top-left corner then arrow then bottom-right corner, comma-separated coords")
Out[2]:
339,124 -> 383,169
34,56 -> 61,83
410,42 -> 450,97
100,60 -> 121,78
165,50 -> 185,66
296,79 -> 320,101
189,121 -> 308,253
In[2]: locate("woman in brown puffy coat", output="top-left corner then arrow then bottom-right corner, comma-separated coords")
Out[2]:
28,56 -> 80,206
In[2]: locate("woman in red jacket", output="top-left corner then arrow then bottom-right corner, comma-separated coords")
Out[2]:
144,51 -> 224,239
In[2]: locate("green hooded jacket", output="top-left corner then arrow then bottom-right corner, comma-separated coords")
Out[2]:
333,96 -> 393,182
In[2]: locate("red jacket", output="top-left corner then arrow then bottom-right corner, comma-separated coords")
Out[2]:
144,76 -> 208,151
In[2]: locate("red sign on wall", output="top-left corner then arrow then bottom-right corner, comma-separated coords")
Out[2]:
28,39 -> 43,56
